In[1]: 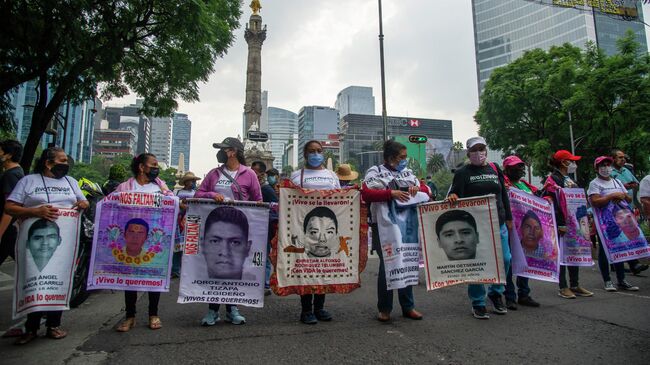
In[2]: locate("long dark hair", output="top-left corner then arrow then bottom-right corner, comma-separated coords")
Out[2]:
383,140 -> 405,162
34,147 -> 64,174
131,153 -> 156,177
235,149 -> 246,166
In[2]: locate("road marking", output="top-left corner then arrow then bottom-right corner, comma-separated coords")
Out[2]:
597,289 -> 650,300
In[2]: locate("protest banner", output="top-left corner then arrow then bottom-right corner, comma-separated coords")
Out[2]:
556,188 -> 594,266
508,188 -> 560,282
418,195 -> 505,290
271,186 -> 367,295
13,208 -> 81,318
87,192 -> 179,292
177,199 -> 269,307
593,200 -> 650,263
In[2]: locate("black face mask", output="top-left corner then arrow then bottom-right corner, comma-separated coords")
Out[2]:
217,149 -> 228,164
50,163 -> 69,179
507,168 -> 526,181
146,167 -> 160,182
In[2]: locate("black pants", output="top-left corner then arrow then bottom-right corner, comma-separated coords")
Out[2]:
124,291 -> 160,318
25,311 -> 62,333
300,294 -> 325,313
558,265 -> 579,289
208,304 -> 234,312
0,225 -> 17,265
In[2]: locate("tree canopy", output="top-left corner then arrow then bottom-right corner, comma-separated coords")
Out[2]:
475,31 -> 650,185
1,0 -> 242,171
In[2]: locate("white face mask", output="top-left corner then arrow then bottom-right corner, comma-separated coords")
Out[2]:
567,162 -> 577,174
598,166 -> 613,177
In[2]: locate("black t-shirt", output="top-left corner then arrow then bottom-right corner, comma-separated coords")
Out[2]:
449,163 -> 511,224
0,166 -> 25,213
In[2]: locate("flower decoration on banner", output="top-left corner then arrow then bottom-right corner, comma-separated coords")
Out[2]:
111,225 -> 166,265
107,225 -> 124,253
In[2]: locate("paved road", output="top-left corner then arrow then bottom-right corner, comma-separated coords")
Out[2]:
1,256 -> 649,364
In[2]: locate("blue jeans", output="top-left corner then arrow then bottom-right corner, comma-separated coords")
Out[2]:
376,241 -> 414,313
171,251 -> 182,276
504,267 -> 531,301
468,224 -> 511,307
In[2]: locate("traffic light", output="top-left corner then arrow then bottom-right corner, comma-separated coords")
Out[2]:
408,135 -> 427,144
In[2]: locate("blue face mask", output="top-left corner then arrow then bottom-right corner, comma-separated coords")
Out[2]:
190,182 -> 197,190
396,159 -> 408,172
307,153 -> 325,167
267,176 -> 277,185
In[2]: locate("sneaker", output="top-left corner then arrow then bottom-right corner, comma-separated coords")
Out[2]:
604,281 -> 617,292
558,288 -> 576,299
264,288 -> 272,296
570,287 -> 594,297
505,299 -> 518,310
517,296 -> 540,307
617,280 -> 639,291
472,306 -> 489,319
314,309 -> 332,321
489,295 -> 507,315
300,311 -> 317,324
201,310 -> 220,326
226,307 -> 246,325
631,264 -> 649,275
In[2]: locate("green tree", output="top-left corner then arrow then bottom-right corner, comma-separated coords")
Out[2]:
1,1 -> 242,172
159,167 -> 178,189
429,170 -> 453,200
426,153 -> 446,175
452,141 -> 464,151
282,165 -> 294,177
407,157 -> 422,178
323,150 -> 338,170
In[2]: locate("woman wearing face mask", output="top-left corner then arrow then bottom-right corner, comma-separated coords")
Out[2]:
5,147 -> 89,345
290,140 -> 340,324
447,137 -> 512,320
114,153 -> 173,332
543,150 -> 593,300
172,172 -> 202,278
362,140 -> 428,322
195,137 -> 262,326
587,156 -> 639,292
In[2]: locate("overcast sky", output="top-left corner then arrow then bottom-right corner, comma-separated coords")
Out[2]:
106,0 -> 650,177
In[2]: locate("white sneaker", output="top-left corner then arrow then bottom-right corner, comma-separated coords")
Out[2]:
201,309 -> 220,326
226,307 -> 246,325
618,280 -> 639,291
604,281 -> 617,292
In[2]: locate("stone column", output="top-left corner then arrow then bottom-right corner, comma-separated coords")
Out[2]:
243,14 -> 266,133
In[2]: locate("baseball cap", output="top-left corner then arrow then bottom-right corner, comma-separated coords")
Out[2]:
552,150 -> 581,162
594,156 -> 613,168
466,136 -> 487,149
213,137 -> 244,151
503,155 -> 525,168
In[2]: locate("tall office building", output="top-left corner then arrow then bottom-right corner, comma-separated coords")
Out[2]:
102,100 -> 151,154
335,86 -> 375,118
171,113 -> 191,170
149,117 -> 173,166
267,107 -> 298,170
297,106 -> 339,165
472,0 -> 647,94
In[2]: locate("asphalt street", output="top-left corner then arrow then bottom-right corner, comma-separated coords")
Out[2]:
0,255 -> 649,365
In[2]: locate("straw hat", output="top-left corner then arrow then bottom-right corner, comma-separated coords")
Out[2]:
335,164 -> 359,181
178,171 -> 201,185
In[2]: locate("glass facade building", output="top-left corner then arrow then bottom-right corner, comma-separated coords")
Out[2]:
297,106 -> 339,165
171,113 -> 192,170
472,0 -> 647,94
149,117 -> 173,166
267,107 -> 298,170
335,86 -> 375,118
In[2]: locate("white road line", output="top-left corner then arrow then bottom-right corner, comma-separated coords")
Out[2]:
597,289 -> 650,300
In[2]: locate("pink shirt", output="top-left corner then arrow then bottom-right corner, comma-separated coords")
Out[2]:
195,165 -> 262,202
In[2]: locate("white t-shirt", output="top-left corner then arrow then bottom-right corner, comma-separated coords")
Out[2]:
290,168 -> 340,190
131,181 -> 163,194
213,168 -> 238,199
176,189 -> 196,199
587,177 -> 626,197
8,174 -> 86,208
638,175 -> 650,199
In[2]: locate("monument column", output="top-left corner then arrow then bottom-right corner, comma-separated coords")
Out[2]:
243,0 -> 266,132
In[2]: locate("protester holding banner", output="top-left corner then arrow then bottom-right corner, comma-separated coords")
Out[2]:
588,156 -> 640,292
447,137 -> 511,319
172,172 -> 201,277
501,156 -> 541,309
543,150 -> 593,300
114,153 -> 174,332
362,140 -> 427,323
250,163 -> 279,293
5,147 -> 88,345
288,140 -> 341,324
0,140 -> 24,267
195,137 -> 262,326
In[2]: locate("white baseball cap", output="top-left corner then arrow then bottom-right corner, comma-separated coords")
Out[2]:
466,136 -> 487,149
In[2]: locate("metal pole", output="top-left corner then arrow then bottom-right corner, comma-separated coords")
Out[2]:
378,0 -> 388,141
568,110 -> 575,155
62,100 -> 70,151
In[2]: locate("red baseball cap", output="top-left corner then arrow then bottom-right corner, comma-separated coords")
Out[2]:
594,156 -> 613,168
552,150 -> 581,162
503,155 -> 525,168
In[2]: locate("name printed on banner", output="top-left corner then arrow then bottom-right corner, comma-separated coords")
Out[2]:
181,280 -> 262,306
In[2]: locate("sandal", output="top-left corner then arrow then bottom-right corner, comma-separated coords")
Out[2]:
116,317 -> 136,332
149,316 -> 162,330
14,332 -> 37,345
46,326 -> 67,339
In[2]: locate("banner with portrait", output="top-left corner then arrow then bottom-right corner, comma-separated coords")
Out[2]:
177,199 -> 268,308
418,195 -> 505,290
556,188 -> 594,266
13,208 -> 81,319
87,192 -> 179,292
509,189 -> 560,282
593,200 -> 650,263
271,186 -> 368,296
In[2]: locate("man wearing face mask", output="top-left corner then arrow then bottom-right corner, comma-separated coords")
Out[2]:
543,150 -> 593,300
447,137 -> 512,319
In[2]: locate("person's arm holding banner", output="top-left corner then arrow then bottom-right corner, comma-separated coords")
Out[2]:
195,168 -> 225,202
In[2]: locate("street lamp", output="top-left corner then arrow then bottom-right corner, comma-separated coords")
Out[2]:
378,0 -> 388,141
